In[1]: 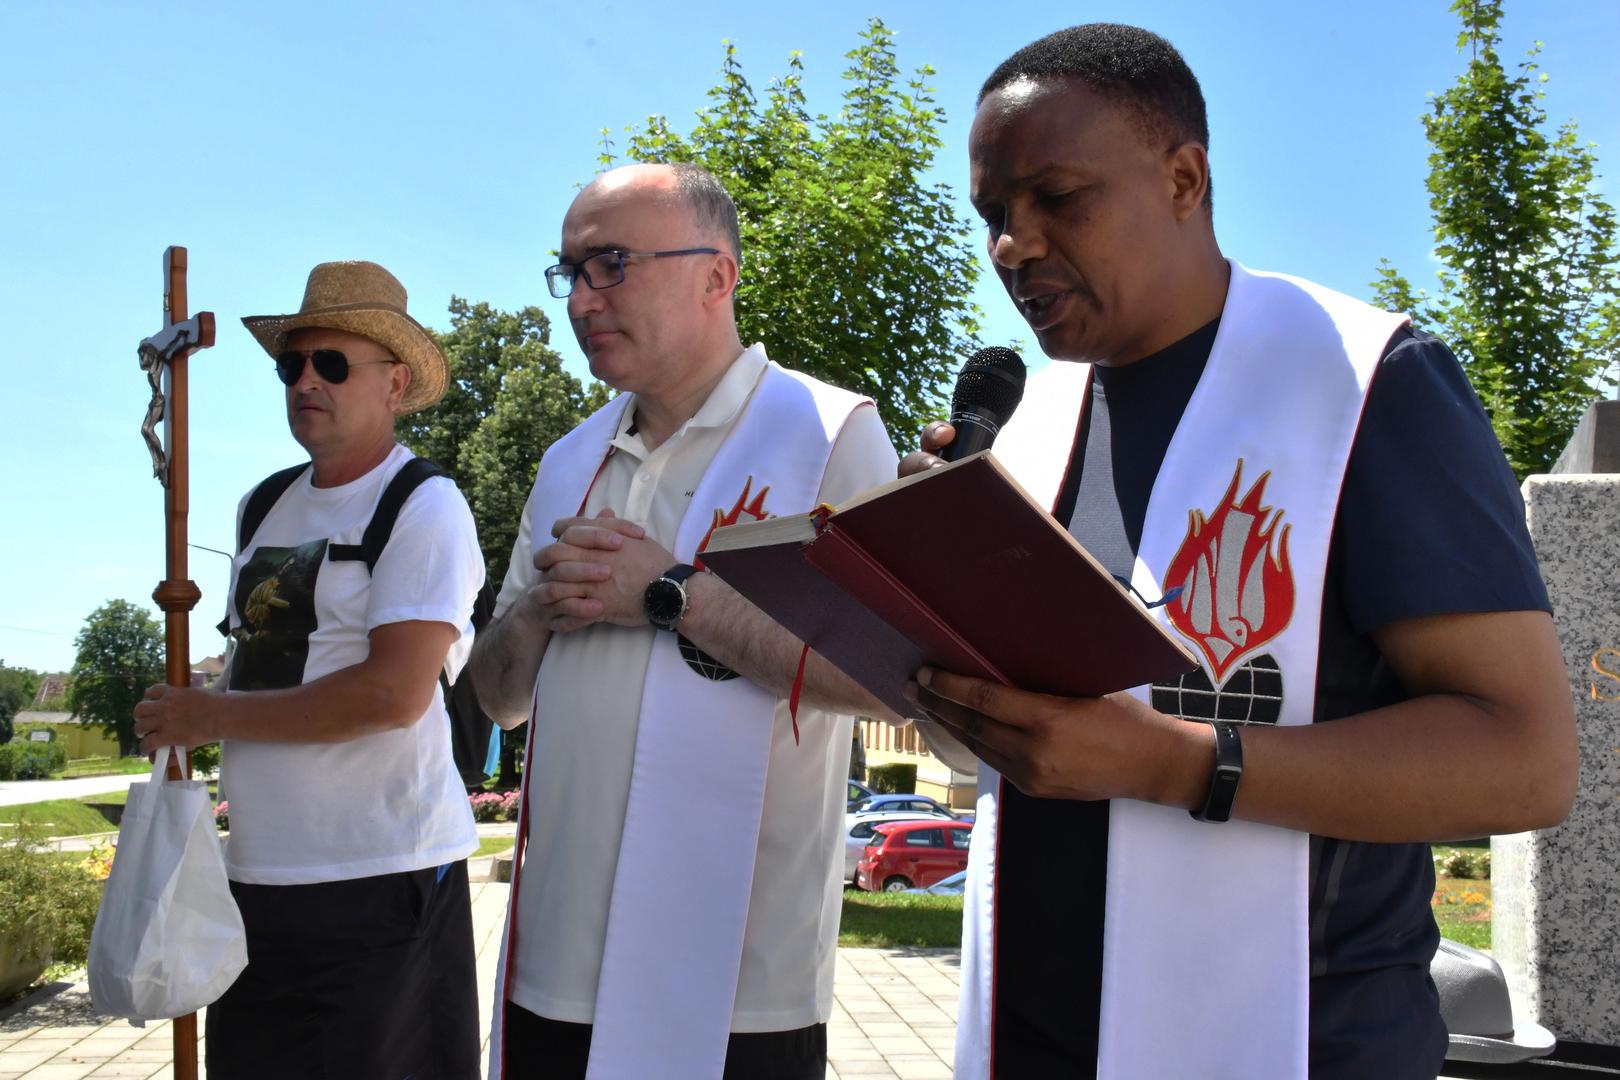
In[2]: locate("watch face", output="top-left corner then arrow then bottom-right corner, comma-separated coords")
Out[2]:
645,577 -> 686,629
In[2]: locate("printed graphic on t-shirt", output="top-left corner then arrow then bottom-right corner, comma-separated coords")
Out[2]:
229,540 -> 326,691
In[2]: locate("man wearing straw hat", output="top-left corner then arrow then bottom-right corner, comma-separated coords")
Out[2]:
132,260 -> 485,1079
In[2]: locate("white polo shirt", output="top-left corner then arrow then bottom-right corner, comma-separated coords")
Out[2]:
495,346 -> 898,1031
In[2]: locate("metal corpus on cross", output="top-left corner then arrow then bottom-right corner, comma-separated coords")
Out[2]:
136,246 -> 214,1080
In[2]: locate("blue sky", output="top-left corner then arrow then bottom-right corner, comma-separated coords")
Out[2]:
2,0 -> 1616,675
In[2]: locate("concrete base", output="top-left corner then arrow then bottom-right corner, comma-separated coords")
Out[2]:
1496,475 -> 1620,1045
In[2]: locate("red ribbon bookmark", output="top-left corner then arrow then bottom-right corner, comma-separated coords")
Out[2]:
786,642 -> 811,746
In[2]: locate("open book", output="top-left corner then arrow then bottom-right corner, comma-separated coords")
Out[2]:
700,452 -> 1197,718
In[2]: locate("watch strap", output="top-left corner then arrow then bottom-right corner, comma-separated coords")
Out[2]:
660,563 -> 700,587
1191,720 -> 1243,824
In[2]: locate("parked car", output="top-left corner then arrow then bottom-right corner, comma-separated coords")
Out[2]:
856,819 -> 973,892
848,793 -> 958,819
843,812 -> 938,883
906,870 -> 967,896
846,779 -> 875,812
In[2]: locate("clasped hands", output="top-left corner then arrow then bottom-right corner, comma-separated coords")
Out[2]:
524,509 -> 678,633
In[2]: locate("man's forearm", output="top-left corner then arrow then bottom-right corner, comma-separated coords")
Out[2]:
467,602 -> 551,729
1206,692 -> 1577,841
680,573 -> 903,722
216,661 -> 438,743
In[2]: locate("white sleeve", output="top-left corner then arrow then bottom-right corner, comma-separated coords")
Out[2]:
815,402 -> 900,507
365,477 -> 485,636
492,493 -> 538,621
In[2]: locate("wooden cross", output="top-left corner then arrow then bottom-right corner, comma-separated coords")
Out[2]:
136,246 -> 214,1080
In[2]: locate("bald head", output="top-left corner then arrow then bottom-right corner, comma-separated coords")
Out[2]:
575,163 -> 741,261
557,161 -> 745,404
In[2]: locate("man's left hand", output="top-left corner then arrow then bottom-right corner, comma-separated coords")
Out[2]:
541,512 -> 679,628
132,683 -> 226,757
908,667 -> 1208,806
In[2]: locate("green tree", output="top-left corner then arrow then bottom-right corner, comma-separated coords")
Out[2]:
1373,0 -> 1620,478
0,663 -> 41,744
398,298 -> 612,587
66,600 -> 164,757
604,18 -> 983,448
398,300 -> 611,789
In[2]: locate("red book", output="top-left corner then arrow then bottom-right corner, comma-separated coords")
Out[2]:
700,452 -> 1197,718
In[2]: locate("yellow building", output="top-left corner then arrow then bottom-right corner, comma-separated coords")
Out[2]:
12,711 -> 122,759
857,717 -> 978,810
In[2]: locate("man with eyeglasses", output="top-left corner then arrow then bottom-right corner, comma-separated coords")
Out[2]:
131,260 -> 485,1079
469,162 -> 900,1080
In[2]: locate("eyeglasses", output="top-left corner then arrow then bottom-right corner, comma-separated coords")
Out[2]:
544,248 -> 721,299
274,349 -> 399,386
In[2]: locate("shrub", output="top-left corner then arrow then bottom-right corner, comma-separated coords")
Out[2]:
81,841 -> 115,882
469,792 -> 503,823
866,763 -> 917,795
190,744 -> 221,778
214,800 -> 229,832
469,791 -> 521,823
0,824 -> 103,975
1439,850 -> 1491,880
0,739 -> 68,780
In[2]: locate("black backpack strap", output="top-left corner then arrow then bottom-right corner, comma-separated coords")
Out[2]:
218,463 -> 309,638
237,464 -> 310,554
328,457 -> 451,571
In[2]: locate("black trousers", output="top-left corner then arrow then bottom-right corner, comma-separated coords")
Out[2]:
206,861 -> 480,1080
501,1002 -> 827,1080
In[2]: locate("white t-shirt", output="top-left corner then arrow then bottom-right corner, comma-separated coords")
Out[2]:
220,443 -> 482,885
496,347 -> 899,1031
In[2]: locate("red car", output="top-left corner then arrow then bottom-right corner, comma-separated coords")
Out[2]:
856,819 -> 972,892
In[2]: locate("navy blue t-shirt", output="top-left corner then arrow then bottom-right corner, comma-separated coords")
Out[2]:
992,320 -> 1549,1079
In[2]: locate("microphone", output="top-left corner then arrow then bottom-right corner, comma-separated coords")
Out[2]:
942,346 -> 1027,461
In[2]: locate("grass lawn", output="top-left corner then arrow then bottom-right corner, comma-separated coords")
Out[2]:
0,799 -> 118,838
839,889 -> 963,948
1431,840 -> 1492,950
1433,876 -> 1492,950
475,836 -> 515,858
52,756 -> 152,780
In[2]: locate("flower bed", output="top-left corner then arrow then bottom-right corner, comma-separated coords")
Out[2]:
469,790 -> 521,823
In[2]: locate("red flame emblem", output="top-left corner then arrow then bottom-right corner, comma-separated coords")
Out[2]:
1163,462 -> 1294,680
693,477 -> 771,570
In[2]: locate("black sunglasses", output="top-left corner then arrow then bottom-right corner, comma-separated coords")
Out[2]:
275,349 -> 399,386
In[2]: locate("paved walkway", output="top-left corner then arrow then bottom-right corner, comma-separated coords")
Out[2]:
0,882 -> 959,1079
0,776 -> 146,809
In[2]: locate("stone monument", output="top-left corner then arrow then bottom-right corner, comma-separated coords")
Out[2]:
1495,397 -> 1620,1049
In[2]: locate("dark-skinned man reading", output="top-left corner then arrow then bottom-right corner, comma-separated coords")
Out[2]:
898,25 -> 1576,1080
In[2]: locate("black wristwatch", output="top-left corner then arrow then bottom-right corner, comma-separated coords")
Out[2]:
1190,721 -> 1243,824
643,564 -> 700,632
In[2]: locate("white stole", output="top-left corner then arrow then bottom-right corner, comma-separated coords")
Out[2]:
959,262 -> 1406,1079
489,359 -> 867,1080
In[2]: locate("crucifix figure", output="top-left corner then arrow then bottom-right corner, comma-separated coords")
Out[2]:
138,249 -> 215,485
136,245 -> 214,1080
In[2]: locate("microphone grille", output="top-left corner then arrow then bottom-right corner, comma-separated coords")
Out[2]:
951,346 -> 1027,417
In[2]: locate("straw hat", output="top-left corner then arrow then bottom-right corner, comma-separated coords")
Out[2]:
242,261 -> 447,415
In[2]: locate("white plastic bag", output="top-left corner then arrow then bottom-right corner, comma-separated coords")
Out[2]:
88,746 -> 247,1022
